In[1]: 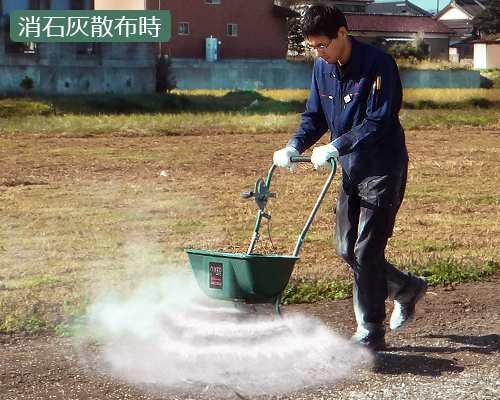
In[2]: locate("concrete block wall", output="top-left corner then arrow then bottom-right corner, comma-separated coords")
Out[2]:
171,59 -> 481,89
0,24 -> 157,95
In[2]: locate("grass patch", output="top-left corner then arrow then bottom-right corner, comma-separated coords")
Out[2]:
283,260 -> 499,304
0,91 -> 304,117
1,89 -> 499,122
4,275 -> 61,290
0,98 -> 53,118
400,109 -> 499,128
410,259 -> 499,287
283,278 -> 353,304
403,98 -> 497,109
1,315 -> 48,335
0,109 -> 498,136
54,297 -> 91,337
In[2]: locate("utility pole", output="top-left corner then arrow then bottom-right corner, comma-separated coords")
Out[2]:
157,0 -> 162,56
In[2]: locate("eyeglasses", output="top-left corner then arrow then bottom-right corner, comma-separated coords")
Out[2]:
306,38 -> 334,52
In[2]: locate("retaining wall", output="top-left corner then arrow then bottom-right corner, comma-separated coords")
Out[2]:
171,59 -> 481,89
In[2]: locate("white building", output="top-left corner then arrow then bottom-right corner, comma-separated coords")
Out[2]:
473,35 -> 500,69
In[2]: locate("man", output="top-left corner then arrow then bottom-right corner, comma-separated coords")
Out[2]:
273,3 -> 427,351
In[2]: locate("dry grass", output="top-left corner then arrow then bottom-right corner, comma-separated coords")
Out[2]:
0,123 -> 499,333
173,88 -> 500,103
403,88 -> 500,102
0,109 -> 498,137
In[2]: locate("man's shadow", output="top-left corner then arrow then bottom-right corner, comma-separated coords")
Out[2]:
390,334 -> 499,355
373,352 -> 464,376
373,334 -> 498,376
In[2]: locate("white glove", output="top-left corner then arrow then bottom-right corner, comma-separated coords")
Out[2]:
273,146 -> 299,169
311,143 -> 339,170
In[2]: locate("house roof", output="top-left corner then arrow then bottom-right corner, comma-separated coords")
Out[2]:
436,0 -> 485,20
366,1 -> 431,16
345,13 -> 450,34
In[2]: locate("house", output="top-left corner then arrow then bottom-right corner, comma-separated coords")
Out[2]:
473,34 -> 500,69
145,0 -> 298,59
365,1 -> 432,16
345,13 -> 450,59
436,0 -> 485,38
436,0 -> 486,62
0,0 -> 156,94
287,1 -> 449,59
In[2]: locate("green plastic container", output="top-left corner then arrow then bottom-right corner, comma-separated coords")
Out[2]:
186,249 -> 298,303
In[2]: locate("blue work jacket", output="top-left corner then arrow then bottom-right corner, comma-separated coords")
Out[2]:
287,37 -> 408,191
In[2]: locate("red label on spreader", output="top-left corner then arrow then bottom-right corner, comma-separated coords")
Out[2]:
209,262 -> 223,289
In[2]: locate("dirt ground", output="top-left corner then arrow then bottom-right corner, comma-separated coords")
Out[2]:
1,276 -> 498,400
1,126 -> 499,399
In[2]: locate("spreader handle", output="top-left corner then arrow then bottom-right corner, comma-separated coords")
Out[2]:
240,191 -> 254,199
290,155 -> 311,163
247,158 -> 337,256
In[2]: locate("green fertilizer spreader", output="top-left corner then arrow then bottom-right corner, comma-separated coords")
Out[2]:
186,156 -> 337,315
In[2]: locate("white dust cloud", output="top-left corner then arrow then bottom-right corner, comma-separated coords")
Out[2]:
85,272 -> 373,396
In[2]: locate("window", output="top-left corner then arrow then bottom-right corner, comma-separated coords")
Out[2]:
205,0 -> 221,4
5,40 -> 38,55
178,22 -> 190,35
227,23 -> 237,37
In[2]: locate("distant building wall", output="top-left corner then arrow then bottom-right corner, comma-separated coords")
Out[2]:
146,0 -> 289,59
171,59 -> 312,90
474,43 -> 487,69
171,59 -> 481,89
94,0 -> 146,10
0,32 -> 156,94
474,43 -> 500,69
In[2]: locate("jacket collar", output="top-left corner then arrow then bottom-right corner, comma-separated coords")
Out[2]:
331,36 -> 362,82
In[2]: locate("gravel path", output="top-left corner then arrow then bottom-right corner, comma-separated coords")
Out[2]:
1,277 -> 498,400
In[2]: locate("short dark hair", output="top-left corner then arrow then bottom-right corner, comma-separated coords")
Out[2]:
302,2 -> 348,39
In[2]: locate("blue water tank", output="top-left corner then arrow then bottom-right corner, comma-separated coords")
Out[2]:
206,36 -> 219,62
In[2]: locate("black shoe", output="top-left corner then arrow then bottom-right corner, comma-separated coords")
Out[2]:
390,276 -> 427,331
352,332 -> 387,352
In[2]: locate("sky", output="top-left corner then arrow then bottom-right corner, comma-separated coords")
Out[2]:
3,0 -> 454,16
376,0 -> 452,14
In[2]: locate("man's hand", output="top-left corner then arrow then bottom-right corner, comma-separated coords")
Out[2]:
273,146 -> 299,169
311,143 -> 339,170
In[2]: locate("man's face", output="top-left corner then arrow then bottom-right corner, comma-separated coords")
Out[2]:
306,28 -> 348,64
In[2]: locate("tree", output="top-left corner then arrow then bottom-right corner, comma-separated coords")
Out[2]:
473,0 -> 500,36
288,16 -> 305,56
20,76 -> 34,96
156,53 -> 176,93
387,36 -> 429,60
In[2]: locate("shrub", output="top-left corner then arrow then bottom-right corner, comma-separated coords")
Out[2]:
20,76 -> 34,94
156,54 -> 176,93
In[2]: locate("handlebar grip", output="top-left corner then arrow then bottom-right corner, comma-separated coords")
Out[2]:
240,191 -> 254,199
290,156 -> 311,163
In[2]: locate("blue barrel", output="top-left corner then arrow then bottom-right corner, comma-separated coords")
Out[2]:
205,36 -> 219,62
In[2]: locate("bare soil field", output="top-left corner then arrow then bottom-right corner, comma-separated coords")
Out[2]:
0,125 -> 499,398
